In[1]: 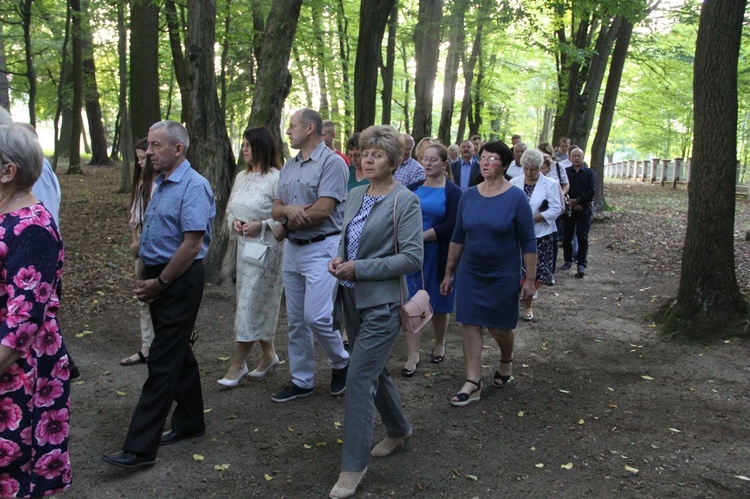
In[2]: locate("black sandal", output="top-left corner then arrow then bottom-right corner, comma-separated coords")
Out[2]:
493,359 -> 513,386
450,379 -> 481,407
120,351 -> 148,366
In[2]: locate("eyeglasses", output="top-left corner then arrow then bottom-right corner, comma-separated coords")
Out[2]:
479,156 -> 500,163
422,157 -> 443,164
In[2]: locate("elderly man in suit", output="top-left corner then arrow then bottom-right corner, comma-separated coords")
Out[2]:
451,140 -> 480,191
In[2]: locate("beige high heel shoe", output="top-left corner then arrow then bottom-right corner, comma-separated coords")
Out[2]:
370,428 -> 413,457
329,467 -> 367,499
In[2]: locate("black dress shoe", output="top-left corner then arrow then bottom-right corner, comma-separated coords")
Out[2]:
401,360 -> 420,378
160,429 -> 206,446
102,450 -> 156,469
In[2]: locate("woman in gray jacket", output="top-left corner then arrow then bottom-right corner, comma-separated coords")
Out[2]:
327,125 -> 423,498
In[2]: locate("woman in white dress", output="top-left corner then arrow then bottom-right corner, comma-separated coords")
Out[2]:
218,126 -> 284,387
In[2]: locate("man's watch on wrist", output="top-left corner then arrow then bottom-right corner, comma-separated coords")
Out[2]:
281,216 -> 289,230
156,275 -> 170,288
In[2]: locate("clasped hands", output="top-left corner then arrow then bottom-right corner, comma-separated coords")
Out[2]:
232,219 -> 262,237
328,257 -> 356,281
134,278 -> 162,303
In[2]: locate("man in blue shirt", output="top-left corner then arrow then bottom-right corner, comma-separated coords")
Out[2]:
103,120 -> 216,469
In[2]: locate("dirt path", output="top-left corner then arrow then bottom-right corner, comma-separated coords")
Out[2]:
59,167 -> 750,498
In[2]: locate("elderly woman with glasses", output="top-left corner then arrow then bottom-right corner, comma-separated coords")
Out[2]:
402,143 -> 461,376
440,141 -> 536,407
510,149 -> 563,321
0,124 -> 71,496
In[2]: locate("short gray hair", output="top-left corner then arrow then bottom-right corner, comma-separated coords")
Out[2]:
520,148 -> 544,169
150,120 -> 190,153
0,123 -> 43,189
360,125 -> 405,172
298,108 -> 323,136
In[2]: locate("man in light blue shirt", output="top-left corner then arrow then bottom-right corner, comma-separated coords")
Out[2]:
450,140 -> 480,191
104,120 -> 215,469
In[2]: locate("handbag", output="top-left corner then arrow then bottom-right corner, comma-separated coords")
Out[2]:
392,191 -> 434,333
556,162 -> 572,218
241,220 -> 271,268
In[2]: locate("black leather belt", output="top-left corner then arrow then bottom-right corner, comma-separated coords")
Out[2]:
291,231 -> 341,246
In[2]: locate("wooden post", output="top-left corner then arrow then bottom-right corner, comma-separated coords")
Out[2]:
673,157 -> 684,189
628,159 -> 636,179
650,158 -> 659,183
661,159 -> 669,186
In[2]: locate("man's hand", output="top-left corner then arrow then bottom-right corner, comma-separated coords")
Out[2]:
285,204 -> 312,229
135,278 -> 164,304
272,224 -> 287,242
129,241 -> 140,259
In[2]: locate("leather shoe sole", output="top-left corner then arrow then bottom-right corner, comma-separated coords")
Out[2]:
102,450 -> 156,469
160,429 -> 206,446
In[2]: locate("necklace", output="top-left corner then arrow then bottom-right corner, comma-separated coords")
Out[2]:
0,192 -> 28,214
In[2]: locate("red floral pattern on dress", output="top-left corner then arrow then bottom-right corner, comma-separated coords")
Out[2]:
0,205 -> 69,496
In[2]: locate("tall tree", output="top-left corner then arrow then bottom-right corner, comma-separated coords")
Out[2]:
411,0 -> 444,144
353,0 -> 397,131
456,11 -> 484,142
81,0 -> 113,166
335,0 -> 352,135
589,18 -> 634,211
185,0 -> 236,283
130,0 -> 160,141
664,0 -> 748,336
246,0 -> 304,149
380,3 -> 398,127
165,0 -> 189,124
67,0 -> 83,174
18,0 -> 36,125
437,0 -> 469,145
0,24 -> 9,110
117,0 -> 132,194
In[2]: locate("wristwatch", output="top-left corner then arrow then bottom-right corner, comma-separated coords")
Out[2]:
156,275 -> 170,288
281,216 -> 289,230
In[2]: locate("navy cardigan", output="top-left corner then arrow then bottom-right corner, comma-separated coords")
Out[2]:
406,179 -> 462,283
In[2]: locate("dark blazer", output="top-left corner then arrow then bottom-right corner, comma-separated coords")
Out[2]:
407,179 -> 462,283
450,158 -> 480,188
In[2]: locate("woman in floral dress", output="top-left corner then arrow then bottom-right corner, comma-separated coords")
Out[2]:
217,126 -> 284,387
0,123 -> 70,496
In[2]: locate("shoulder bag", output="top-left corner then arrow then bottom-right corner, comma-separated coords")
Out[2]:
393,191 -> 433,333
556,162 -> 573,218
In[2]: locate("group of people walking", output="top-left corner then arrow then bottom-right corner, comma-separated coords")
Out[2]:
0,103 -> 596,497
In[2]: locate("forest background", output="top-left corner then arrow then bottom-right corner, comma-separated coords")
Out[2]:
0,0 -> 748,332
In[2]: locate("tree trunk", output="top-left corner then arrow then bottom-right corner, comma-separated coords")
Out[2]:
310,1 -> 330,119
54,7 -> 72,167
538,105 -> 554,144
185,0 -> 236,284
468,43 -> 484,138
590,18 -> 633,211
336,0 -> 352,135
380,3 -> 398,127
20,0 -> 36,126
117,0 -> 132,194
130,0 -> 161,141
67,0 -> 83,175
353,0 -> 397,131
292,46 -> 314,108
219,0 -> 232,113
0,24 -> 10,110
82,0 -> 113,166
457,22 -> 483,143
666,0 -> 748,335
411,0 -> 444,144
165,0 -> 189,124
247,0 -> 303,150
437,0 -> 468,145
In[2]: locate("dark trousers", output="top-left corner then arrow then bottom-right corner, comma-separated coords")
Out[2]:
563,210 -> 592,267
123,260 -> 206,455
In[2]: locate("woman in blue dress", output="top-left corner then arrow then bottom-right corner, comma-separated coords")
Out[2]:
439,141 -> 537,407
402,144 -> 461,377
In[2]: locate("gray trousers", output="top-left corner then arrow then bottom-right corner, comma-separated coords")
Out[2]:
339,286 -> 411,471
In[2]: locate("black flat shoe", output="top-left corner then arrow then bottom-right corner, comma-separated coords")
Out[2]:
160,429 -> 206,446
102,450 -> 156,469
401,360 -> 420,378
430,347 -> 445,364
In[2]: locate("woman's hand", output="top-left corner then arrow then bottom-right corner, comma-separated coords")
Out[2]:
241,221 -> 262,238
520,278 -> 536,302
327,257 -> 343,276
439,274 -> 454,295
232,219 -> 245,235
330,259 -> 356,281
129,241 -> 140,259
